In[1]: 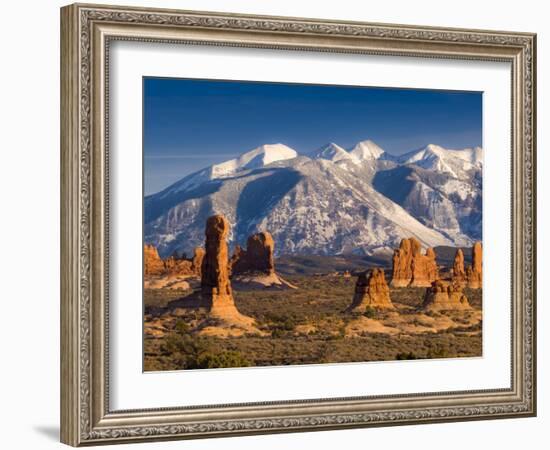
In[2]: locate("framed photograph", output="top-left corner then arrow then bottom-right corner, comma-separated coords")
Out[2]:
60,3 -> 537,446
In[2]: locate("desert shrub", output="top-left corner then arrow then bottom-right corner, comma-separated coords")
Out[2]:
162,332 -> 251,369
396,351 -> 419,360
175,319 -> 191,334
271,329 -> 285,339
426,346 -> 449,359
192,350 -> 251,369
363,307 -> 377,318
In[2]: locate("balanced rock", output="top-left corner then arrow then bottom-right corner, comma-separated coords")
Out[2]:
346,268 -> 394,312
466,242 -> 482,289
422,280 -> 471,311
144,244 -> 165,276
230,231 -> 296,290
391,238 -> 438,287
231,232 -> 275,276
199,215 -> 256,326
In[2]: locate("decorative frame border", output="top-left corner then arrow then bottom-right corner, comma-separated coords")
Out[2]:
60,3 -> 536,446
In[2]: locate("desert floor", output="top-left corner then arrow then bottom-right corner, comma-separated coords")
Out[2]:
143,275 -> 482,371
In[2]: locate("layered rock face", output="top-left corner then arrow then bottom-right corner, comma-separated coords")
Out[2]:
230,232 -> 275,276
144,244 -> 165,276
466,242 -> 482,289
199,215 -> 255,324
346,268 -> 394,312
422,280 -> 471,311
391,238 -> 438,287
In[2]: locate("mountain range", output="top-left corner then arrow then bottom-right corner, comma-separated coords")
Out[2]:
144,140 -> 482,258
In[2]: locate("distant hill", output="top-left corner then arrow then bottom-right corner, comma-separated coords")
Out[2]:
275,253 -> 391,276
275,245 -> 474,276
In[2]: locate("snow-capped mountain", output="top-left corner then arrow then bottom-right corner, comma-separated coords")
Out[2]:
145,140 -> 482,257
397,144 -> 482,179
349,140 -> 387,161
158,143 -> 297,196
374,144 -> 482,245
309,143 -> 359,164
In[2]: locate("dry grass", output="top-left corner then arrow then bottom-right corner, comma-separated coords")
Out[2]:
144,275 -> 482,371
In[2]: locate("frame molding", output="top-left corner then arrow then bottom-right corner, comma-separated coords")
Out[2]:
61,3 -> 536,446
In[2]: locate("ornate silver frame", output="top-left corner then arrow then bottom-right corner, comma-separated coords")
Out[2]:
60,3 -> 537,446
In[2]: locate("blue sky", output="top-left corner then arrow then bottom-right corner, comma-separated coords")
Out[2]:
144,77 -> 482,195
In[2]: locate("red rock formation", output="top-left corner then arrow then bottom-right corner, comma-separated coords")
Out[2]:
199,215 -> 255,323
451,248 -> 466,285
391,238 -> 438,287
391,238 -> 417,287
144,244 -> 204,280
466,242 -> 482,289
163,254 -> 193,275
144,244 -> 165,276
421,280 -> 471,311
230,232 -> 275,276
346,268 -> 394,312
410,247 -> 439,287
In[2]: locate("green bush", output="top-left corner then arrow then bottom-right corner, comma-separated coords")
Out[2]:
161,330 -> 251,369
363,307 -> 377,318
194,351 -> 251,369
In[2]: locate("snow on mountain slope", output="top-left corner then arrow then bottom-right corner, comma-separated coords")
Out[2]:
160,143 -> 298,197
309,142 -> 359,163
373,164 -> 482,245
145,141 -> 481,257
217,143 -> 298,172
145,156 -> 452,258
397,144 -> 482,179
349,140 -> 386,161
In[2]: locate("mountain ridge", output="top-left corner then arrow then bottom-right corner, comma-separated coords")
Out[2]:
145,140 -> 482,258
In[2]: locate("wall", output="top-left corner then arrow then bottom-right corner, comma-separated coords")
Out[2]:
0,0 -> 546,449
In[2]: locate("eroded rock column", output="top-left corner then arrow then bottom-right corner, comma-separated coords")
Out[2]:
346,268 -> 394,312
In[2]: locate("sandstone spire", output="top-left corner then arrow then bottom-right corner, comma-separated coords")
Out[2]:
390,238 -> 416,287
410,247 -> 439,287
421,280 -> 471,311
452,248 -> 466,284
199,215 -> 256,325
391,238 -> 438,287
346,268 -> 394,312
466,241 -> 482,289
